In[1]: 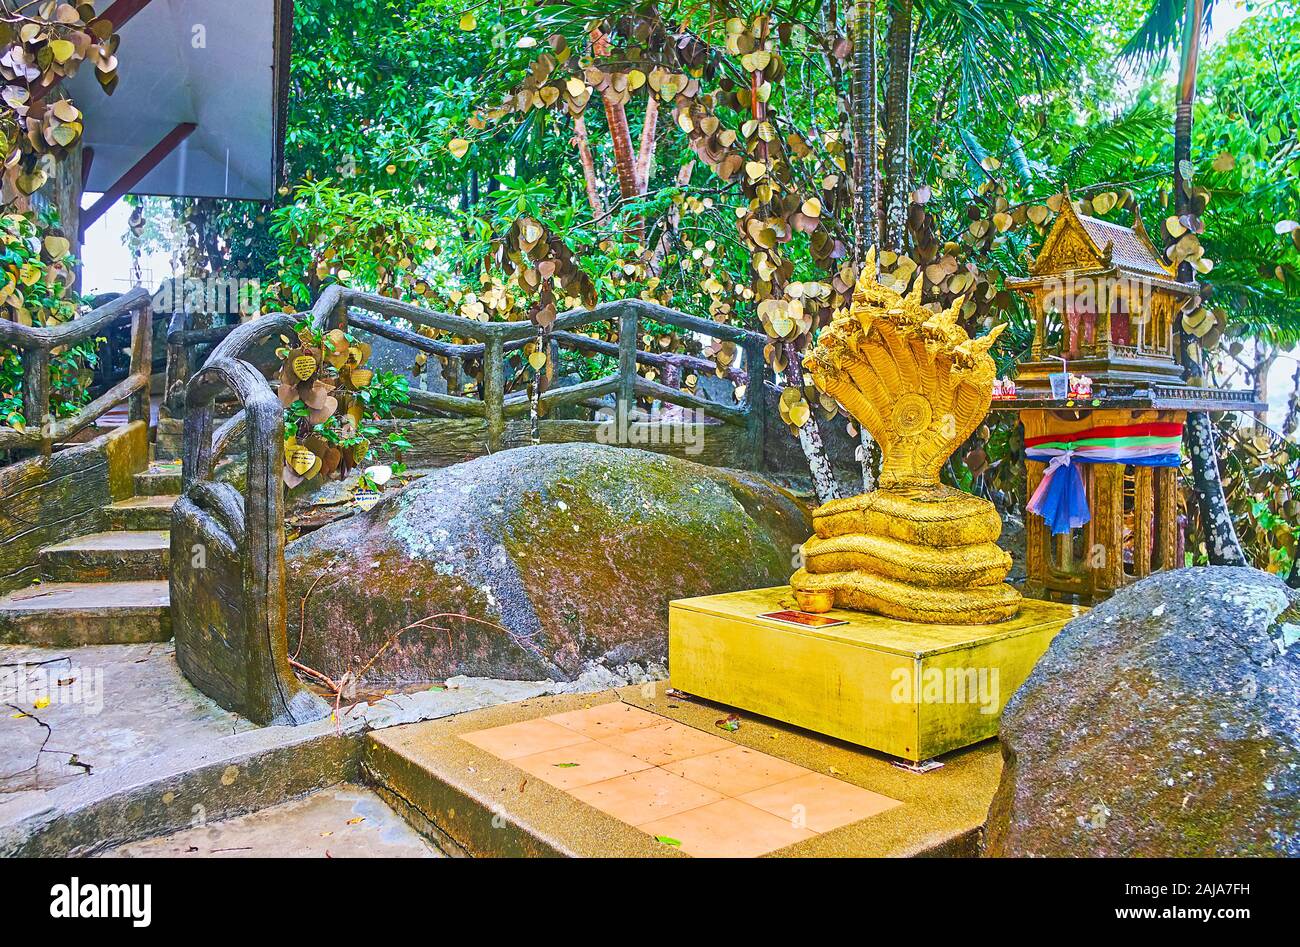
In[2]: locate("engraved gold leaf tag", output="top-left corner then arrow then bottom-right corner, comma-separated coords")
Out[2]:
288,446 -> 316,475
292,355 -> 317,380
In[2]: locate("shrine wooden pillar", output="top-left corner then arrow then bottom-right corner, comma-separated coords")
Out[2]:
1021,407 -> 1181,603
1088,460 -> 1124,593
1031,288 -> 1046,359
1092,277 -> 1112,357
1132,466 -> 1155,578
1153,466 -> 1179,570
1024,458 -> 1048,599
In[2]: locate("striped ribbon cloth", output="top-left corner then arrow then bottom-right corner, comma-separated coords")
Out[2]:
1025,422 -> 1184,535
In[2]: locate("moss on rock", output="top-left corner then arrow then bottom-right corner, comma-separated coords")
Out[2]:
983,566 -> 1300,857
285,443 -> 810,685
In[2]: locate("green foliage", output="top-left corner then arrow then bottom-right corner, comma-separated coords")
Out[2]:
0,208 -> 100,432
288,0 -> 495,201
1121,0 -> 1217,66
0,1 -> 121,200
1194,2 -> 1300,346
1215,416 -> 1299,574
920,0 -> 1088,116
277,318 -> 412,490
267,179 -> 450,309
0,208 -> 78,324
357,369 -> 413,418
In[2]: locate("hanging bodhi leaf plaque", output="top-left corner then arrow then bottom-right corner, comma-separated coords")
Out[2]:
276,321 -> 408,489
0,2 -> 122,204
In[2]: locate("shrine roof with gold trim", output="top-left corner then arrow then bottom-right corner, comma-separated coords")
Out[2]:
1074,214 -> 1172,278
1007,198 -> 1194,293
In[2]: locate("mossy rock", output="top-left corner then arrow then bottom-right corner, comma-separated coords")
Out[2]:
984,567 -> 1300,856
285,443 -> 810,685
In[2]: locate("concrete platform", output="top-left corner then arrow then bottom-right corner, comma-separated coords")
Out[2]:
366,685 -> 1002,857
100,784 -> 443,858
0,657 -> 571,856
0,641 -> 254,800
133,464 -> 182,497
670,587 -> 1079,761
0,581 -> 171,645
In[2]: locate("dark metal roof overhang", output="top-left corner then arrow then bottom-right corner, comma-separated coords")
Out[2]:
63,0 -> 292,222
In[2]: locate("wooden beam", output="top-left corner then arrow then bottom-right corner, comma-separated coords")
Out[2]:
31,0 -> 158,103
80,122 -> 197,236
81,146 -> 95,190
97,0 -> 158,29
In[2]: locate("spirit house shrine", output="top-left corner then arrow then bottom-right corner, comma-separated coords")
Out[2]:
1000,197 -> 1262,603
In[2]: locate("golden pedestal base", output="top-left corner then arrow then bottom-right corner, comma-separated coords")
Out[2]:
792,487 -> 1022,624
669,587 -> 1079,762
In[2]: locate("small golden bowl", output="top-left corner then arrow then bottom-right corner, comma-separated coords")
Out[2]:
794,589 -> 835,613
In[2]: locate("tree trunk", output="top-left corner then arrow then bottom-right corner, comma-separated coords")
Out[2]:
1173,0 -> 1248,566
852,0 -> 879,258
852,0 -> 882,491
637,97 -> 658,194
1252,341 -> 1276,430
592,29 -> 641,205
649,160 -> 695,267
1186,412 -> 1247,564
784,342 -> 843,503
746,16 -> 840,504
572,114 -> 606,218
879,0 -> 913,253
857,426 -> 879,492
528,324 -> 544,446
603,97 -> 640,203
1284,362 -> 1300,438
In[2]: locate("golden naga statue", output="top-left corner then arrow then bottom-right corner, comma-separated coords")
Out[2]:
791,250 -> 1021,624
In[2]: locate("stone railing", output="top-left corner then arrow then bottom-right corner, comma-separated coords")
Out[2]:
160,310 -> 239,417
0,287 -> 153,456
340,291 -> 766,456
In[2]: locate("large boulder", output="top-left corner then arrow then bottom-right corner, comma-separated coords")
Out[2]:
285,443 -> 809,685
984,567 -> 1300,857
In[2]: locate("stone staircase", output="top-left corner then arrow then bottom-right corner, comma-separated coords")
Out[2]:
0,461 -> 180,647
154,416 -> 184,461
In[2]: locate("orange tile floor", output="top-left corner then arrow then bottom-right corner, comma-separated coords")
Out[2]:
462,702 -> 902,857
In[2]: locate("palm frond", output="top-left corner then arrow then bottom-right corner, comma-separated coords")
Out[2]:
1060,105 -> 1169,182
959,127 -> 993,174
921,0 -> 1087,116
1121,0 -> 1218,69
1004,132 -> 1032,187
1216,281 -> 1300,346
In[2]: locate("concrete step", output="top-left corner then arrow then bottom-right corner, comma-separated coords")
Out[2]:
99,784 -> 443,858
153,419 -> 184,461
365,688 -> 998,858
104,495 -> 178,531
39,531 -> 170,582
134,464 -> 182,496
0,580 -> 171,646
153,435 -> 183,461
